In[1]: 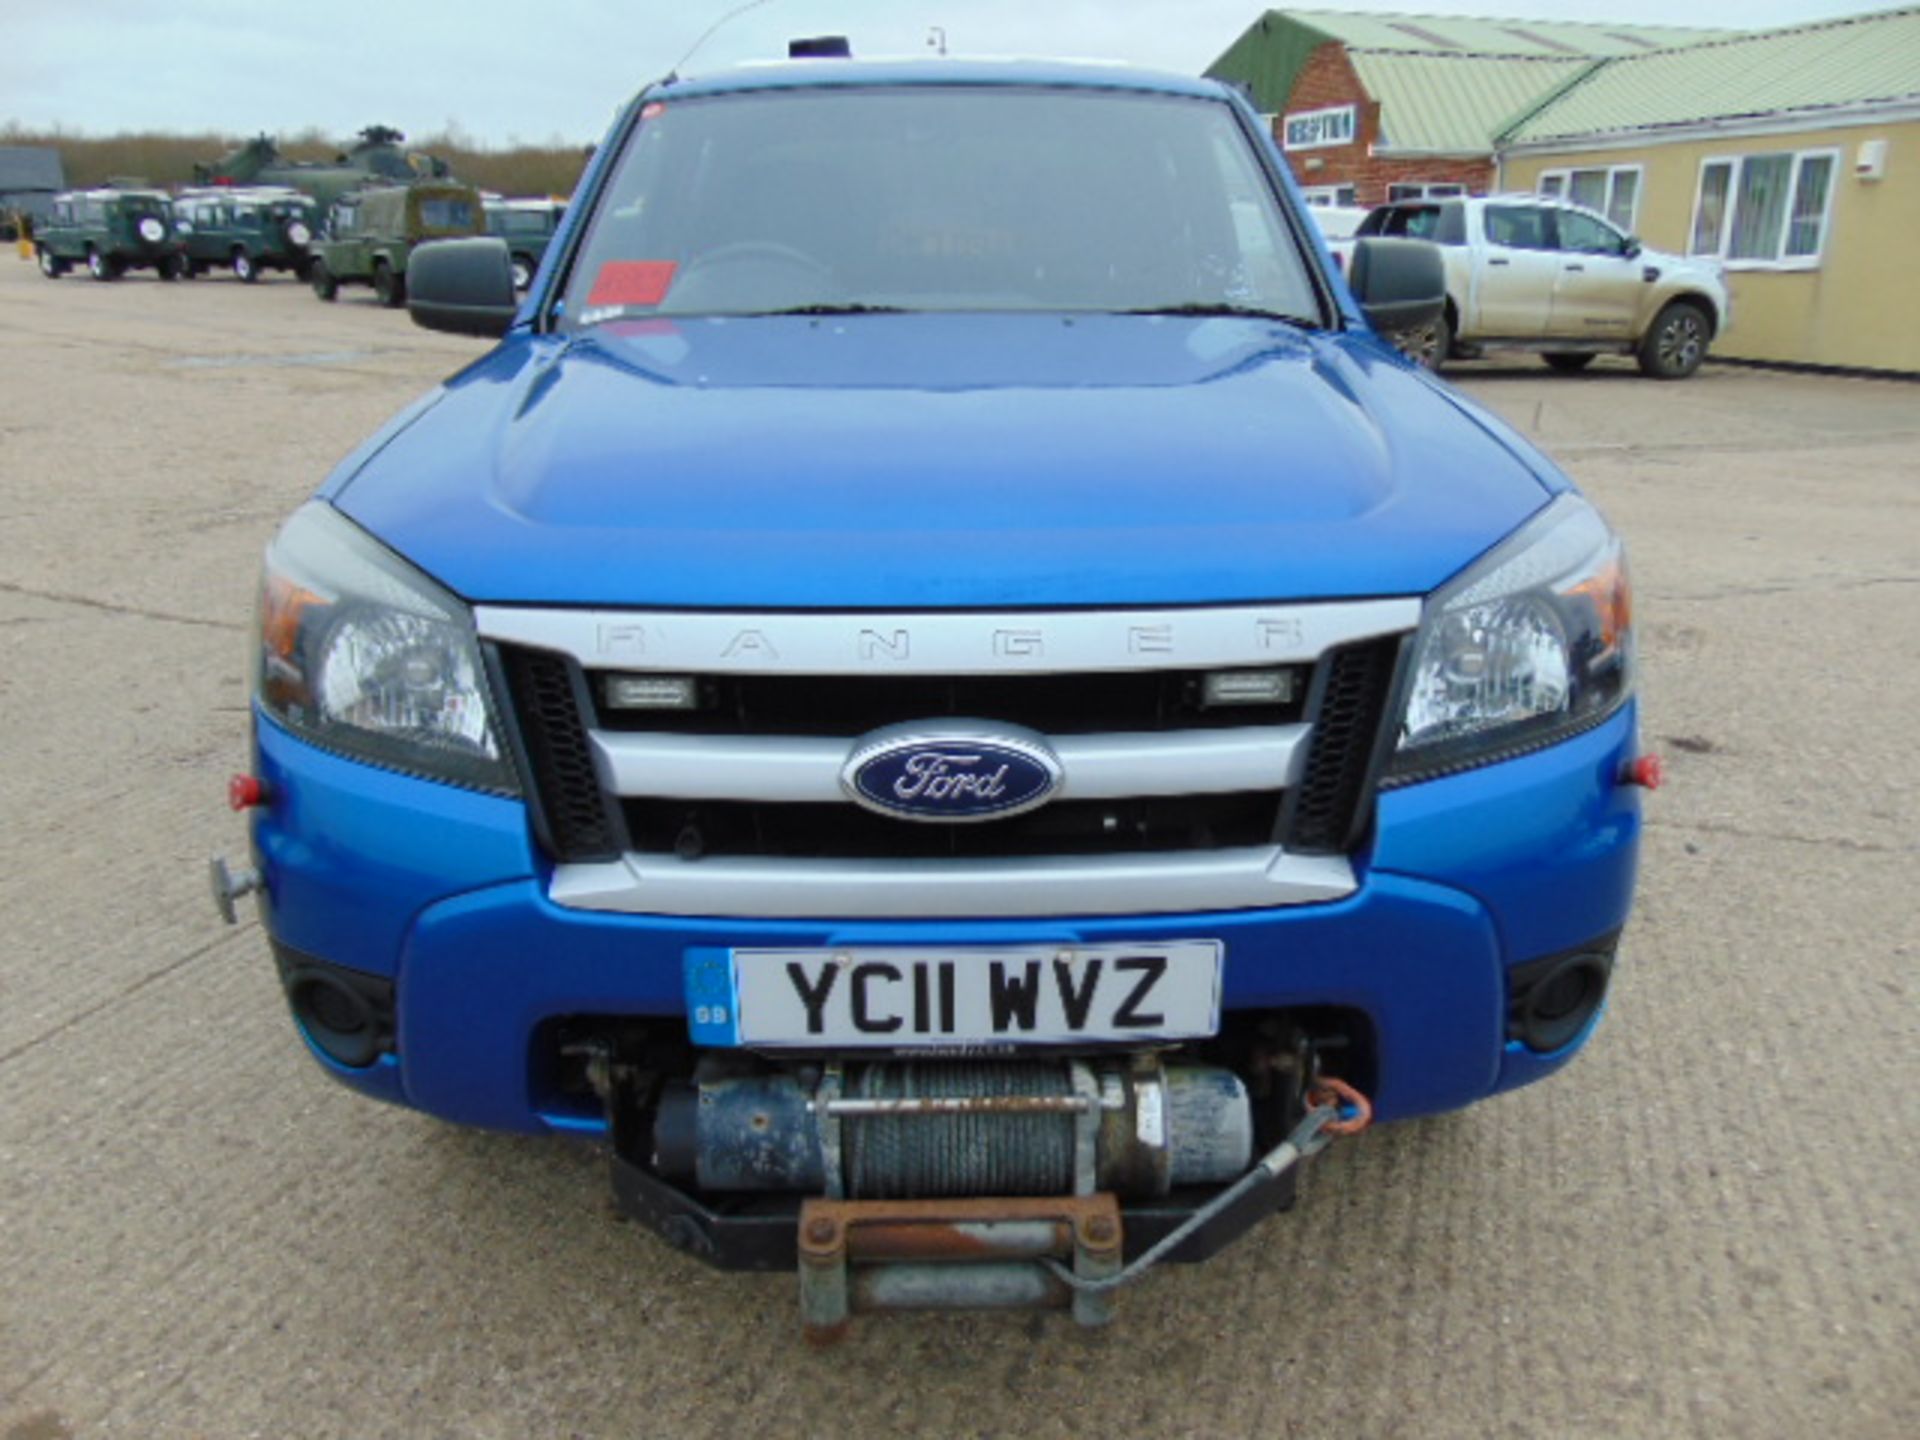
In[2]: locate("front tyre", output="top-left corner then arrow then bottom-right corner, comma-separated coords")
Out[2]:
36,246 -> 61,279
1637,300 -> 1711,380
233,249 -> 258,283
372,259 -> 405,308
310,259 -> 338,301
1396,306 -> 1451,373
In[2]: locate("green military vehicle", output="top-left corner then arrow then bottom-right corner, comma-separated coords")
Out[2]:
195,125 -> 455,211
173,188 -> 322,282
35,189 -> 186,280
484,197 -> 567,290
309,183 -> 483,307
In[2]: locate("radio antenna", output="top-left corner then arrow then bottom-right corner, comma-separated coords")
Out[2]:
669,0 -> 780,80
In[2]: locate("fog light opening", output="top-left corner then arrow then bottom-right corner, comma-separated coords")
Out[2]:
289,972 -> 381,1067
1512,953 -> 1611,1053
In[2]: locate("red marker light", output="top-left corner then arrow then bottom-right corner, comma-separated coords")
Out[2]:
1621,755 -> 1664,791
229,774 -> 266,811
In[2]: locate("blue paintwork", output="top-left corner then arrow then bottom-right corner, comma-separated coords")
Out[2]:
249,711 -> 537,973
247,704 -> 1640,1133
257,60 -> 1642,1162
332,319 -> 1551,608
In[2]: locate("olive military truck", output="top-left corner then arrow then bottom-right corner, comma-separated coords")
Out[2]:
308,182 -> 483,307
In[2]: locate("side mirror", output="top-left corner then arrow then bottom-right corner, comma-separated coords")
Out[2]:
407,237 -> 518,338
1624,238 -> 1643,259
1347,237 -> 1446,336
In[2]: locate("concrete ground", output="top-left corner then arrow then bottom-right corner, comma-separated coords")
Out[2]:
0,256 -> 1914,1440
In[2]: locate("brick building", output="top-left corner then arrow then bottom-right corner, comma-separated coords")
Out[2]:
1207,10 -> 1722,208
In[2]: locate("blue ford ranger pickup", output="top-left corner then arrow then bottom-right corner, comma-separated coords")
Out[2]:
216,57 -> 1648,1335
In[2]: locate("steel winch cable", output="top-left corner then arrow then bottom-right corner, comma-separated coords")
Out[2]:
843,1062 -> 1079,1199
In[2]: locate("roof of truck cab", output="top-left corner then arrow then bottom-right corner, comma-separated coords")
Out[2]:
660,58 -> 1230,102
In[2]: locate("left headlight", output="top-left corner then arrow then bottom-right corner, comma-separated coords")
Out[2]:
1389,493 -> 1632,785
255,502 -> 519,794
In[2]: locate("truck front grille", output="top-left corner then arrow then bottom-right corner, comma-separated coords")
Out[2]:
590,668 -> 1309,736
478,600 -> 1417,914
625,791 -> 1284,861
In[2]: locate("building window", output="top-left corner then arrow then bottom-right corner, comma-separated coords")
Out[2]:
1387,182 -> 1467,201
1538,165 -> 1641,231
1299,185 -> 1358,207
1690,151 -> 1838,268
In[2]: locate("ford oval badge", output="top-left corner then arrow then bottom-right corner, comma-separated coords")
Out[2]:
841,724 -> 1063,823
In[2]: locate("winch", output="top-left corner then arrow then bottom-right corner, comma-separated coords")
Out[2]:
652,1056 -> 1255,1200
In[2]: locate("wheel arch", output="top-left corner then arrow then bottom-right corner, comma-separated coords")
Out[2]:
1663,290 -> 1721,338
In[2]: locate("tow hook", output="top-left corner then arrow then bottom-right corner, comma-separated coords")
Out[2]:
209,856 -> 263,925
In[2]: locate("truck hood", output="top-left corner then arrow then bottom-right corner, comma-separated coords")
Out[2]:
332,314 -> 1556,608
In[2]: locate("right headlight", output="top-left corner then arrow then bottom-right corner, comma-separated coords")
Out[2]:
254,502 -> 518,795
1388,494 -> 1632,785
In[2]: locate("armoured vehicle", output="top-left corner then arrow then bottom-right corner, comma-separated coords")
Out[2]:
484,197 -> 567,290
221,58 -> 1647,1336
194,125 -> 454,211
174,188 -> 322,281
35,188 -> 185,280
308,183 -> 483,306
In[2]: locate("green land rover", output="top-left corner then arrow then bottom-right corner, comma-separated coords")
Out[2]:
174,188 -> 322,282
309,182 -> 483,307
36,189 -> 186,280
484,197 -> 567,290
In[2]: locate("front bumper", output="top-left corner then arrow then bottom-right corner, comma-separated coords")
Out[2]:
248,700 -> 1642,1133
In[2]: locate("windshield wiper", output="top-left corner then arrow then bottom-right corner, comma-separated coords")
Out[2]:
1119,303 -> 1319,327
743,303 -> 909,316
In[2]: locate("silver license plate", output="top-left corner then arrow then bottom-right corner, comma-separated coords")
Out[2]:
702,941 -> 1222,1048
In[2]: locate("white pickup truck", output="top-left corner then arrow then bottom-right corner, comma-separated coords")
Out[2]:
1344,195 -> 1731,379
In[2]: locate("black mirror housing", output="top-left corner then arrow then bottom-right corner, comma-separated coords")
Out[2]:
407,238 -> 519,338
1347,237 -> 1446,336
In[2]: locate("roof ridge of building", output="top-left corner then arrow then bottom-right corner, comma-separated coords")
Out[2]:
1490,58 -> 1610,143
1578,3 -> 1920,64
1345,45 -> 1592,61
1274,6 -> 1736,31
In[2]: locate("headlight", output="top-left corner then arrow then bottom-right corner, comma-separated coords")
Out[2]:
1389,494 -> 1632,784
255,503 -> 518,794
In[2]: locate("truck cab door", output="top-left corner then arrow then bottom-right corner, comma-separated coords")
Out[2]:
1546,208 -> 1641,340
1471,203 -> 1559,338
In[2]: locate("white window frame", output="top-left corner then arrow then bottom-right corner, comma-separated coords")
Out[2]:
1688,149 -> 1840,271
1537,164 -> 1643,231
1386,181 -> 1467,202
1298,184 -> 1358,207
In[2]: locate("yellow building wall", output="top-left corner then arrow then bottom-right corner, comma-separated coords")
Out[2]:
1502,120 -> 1920,373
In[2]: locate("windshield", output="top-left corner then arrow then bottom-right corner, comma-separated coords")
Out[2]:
418,197 -> 475,232
492,209 -> 557,236
560,85 -> 1320,326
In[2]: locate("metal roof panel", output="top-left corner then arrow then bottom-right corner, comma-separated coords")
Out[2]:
1351,52 -> 1591,152
1506,8 -> 1920,141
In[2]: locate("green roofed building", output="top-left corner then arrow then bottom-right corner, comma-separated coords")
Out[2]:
1206,10 -> 1725,207
1497,7 -> 1920,372
1206,6 -> 1920,371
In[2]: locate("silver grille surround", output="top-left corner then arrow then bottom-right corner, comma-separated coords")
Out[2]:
549,848 -> 1357,919
590,725 -> 1310,803
476,599 -> 1420,919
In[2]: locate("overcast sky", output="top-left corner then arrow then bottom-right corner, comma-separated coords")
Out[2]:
4,0 -> 1907,146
